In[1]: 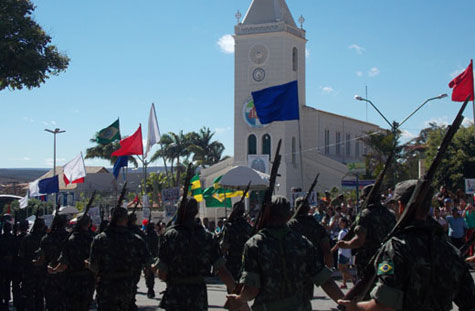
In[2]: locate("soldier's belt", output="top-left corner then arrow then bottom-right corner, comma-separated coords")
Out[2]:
167,276 -> 204,285
252,295 -> 301,311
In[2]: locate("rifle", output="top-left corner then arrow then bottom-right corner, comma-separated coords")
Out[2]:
254,139 -> 282,233
292,173 -> 319,219
337,134 -> 398,245
117,182 -> 128,209
74,190 -> 96,231
174,163 -> 194,225
228,181 -> 252,222
338,95 -> 471,307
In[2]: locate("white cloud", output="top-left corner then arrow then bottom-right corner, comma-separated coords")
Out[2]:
424,116 -> 449,128
23,157 -> 31,161
217,34 -> 235,54
368,67 -> 380,77
45,158 -> 66,166
305,48 -> 311,58
215,126 -> 232,135
348,44 -> 365,54
356,71 -> 363,77
400,129 -> 416,142
23,116 -> 34,123
320,86 -> 335,94
51,121 -> 57,125
463,117 -> 473,127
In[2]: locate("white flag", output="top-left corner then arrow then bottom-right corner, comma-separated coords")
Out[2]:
145,103 -> 161,158
29,180 -> 44,197
63,152 -> 86,185
19,191 -> 29,209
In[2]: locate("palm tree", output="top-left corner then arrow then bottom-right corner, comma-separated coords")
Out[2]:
85,138 -> 138,167
188,127 -> 228,168
150,131 -> 190,186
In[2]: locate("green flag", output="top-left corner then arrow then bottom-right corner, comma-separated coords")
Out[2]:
203,187 -> 231,208
212,175 -> 246,201
96,119 -> 121,144
189,174 -> 203,202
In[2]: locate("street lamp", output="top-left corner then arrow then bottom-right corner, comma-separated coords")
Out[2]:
354,95 -> 393,129
398,94 -> 447,127
45,128 -> 66,210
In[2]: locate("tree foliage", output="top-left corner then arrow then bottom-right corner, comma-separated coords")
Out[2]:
425,124 -> 475,191
0,0 -> 69,90
85,138 -> 138,167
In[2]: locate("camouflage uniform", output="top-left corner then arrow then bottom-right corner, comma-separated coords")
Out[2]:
220,217 -> 251,280
18,227 -> 46,311
58,230 -> 95,311
89,224 -> 151,311
352,203 -> 396,278
0,225 -> 16,310
128,222 -> 147,310
12,229 -> 27,310
371,219 -> 475,310
240,225 -> 332,311
155,221 -> 225,311
144,225 -> 159,297
37,228 -> 69,311
287,215 -> 330,302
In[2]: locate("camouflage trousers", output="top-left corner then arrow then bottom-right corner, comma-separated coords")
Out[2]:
225,256 -> 243,281
20,271 -> 45,311
44,274 -> 66,311
144,267 -> 155,290
160,282 -> 208,311
96,278 -> 134,311
63,273 -> 95,311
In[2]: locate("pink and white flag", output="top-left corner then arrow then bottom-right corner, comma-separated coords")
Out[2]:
63,152 -> 86,185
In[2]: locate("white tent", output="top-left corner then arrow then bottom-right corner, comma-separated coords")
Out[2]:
58,206 -> 79,215
219,166 -> 270,190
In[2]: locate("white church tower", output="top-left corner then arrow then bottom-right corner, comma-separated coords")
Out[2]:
234,0 -> 307,196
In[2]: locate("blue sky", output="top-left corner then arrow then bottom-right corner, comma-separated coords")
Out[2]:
1,0 -> 474,168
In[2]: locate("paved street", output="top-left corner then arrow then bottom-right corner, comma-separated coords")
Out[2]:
5,270 -> 474,310
109,270 -> 475,311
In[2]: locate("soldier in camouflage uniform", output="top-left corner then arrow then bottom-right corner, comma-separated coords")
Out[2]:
127,212 -> 147,310
287,197 -> 334,306
88,207 -> 151,311
35,215 -> 69,311
227,196 -> 343,311
0,221 -> 16,311
18,217 -> 47,311
144,221 -> 159,298
12,220 -> 29,311
339,180 -> 475,311
49,214 -> 95,311
335,184 -> 396,279
220,201 -> 252,280
154,197 -> 236,311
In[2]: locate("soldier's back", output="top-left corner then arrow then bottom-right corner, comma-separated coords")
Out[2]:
221,217 -> 251,278
372,220 -> 475,310
241,225 -> 326,310
287,215 -> 327,249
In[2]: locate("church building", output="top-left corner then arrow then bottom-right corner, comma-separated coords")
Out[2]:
201,0 -> 379,210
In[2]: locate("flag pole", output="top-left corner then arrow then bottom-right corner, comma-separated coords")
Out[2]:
297,117 -> 305,190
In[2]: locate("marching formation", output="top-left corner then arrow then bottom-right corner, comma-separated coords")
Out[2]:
1,91 -> 475,311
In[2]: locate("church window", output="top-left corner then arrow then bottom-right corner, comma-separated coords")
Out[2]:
324,129 -> 330,154
336,132 -> 341,155
292,137 -> 297,165
346,134 -> 351,156
248,134 -> 257,155
292,47 -> 298,72
355,141 -> 360,157
262,134 -> 271,158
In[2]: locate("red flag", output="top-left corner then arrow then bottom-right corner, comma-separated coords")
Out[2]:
112,125 -> 143,156
449,60 -> 474,102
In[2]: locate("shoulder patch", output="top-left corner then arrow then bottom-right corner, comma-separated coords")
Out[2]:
377,261 -> 394,275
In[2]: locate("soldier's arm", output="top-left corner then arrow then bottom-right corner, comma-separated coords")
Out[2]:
216,265 -> 235,293
87,237 -> 100,274
453,266 -> 475,310
319,236 -> 333,268
336,229 -> 366,249
337,299 -> 395,311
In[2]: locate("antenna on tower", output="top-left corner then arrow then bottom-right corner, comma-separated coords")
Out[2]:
298,15 -> 305,29
235,10 -> 242,25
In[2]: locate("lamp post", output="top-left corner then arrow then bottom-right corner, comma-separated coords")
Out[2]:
45,128 -> 66,210
353,94 -> 448,182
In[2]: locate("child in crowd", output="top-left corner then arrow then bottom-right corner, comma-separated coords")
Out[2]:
337,217 -> 354,288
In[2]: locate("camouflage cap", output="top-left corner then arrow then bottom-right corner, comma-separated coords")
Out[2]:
270,195 -> 291,218
111,207 -> 128,224
390,180 -> 418,205
361,184 -> 374,198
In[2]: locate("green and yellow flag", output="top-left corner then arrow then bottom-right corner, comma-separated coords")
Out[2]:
203,187 -> 231,207
212,175 -> 248,201
189,174 -> 203,202
96,119 -> 121,144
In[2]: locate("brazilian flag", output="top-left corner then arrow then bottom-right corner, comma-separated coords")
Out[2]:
203,187 -> 231,208
96,119 -> 121,144
212,175 -> 248,201
189,174 -> 203,202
